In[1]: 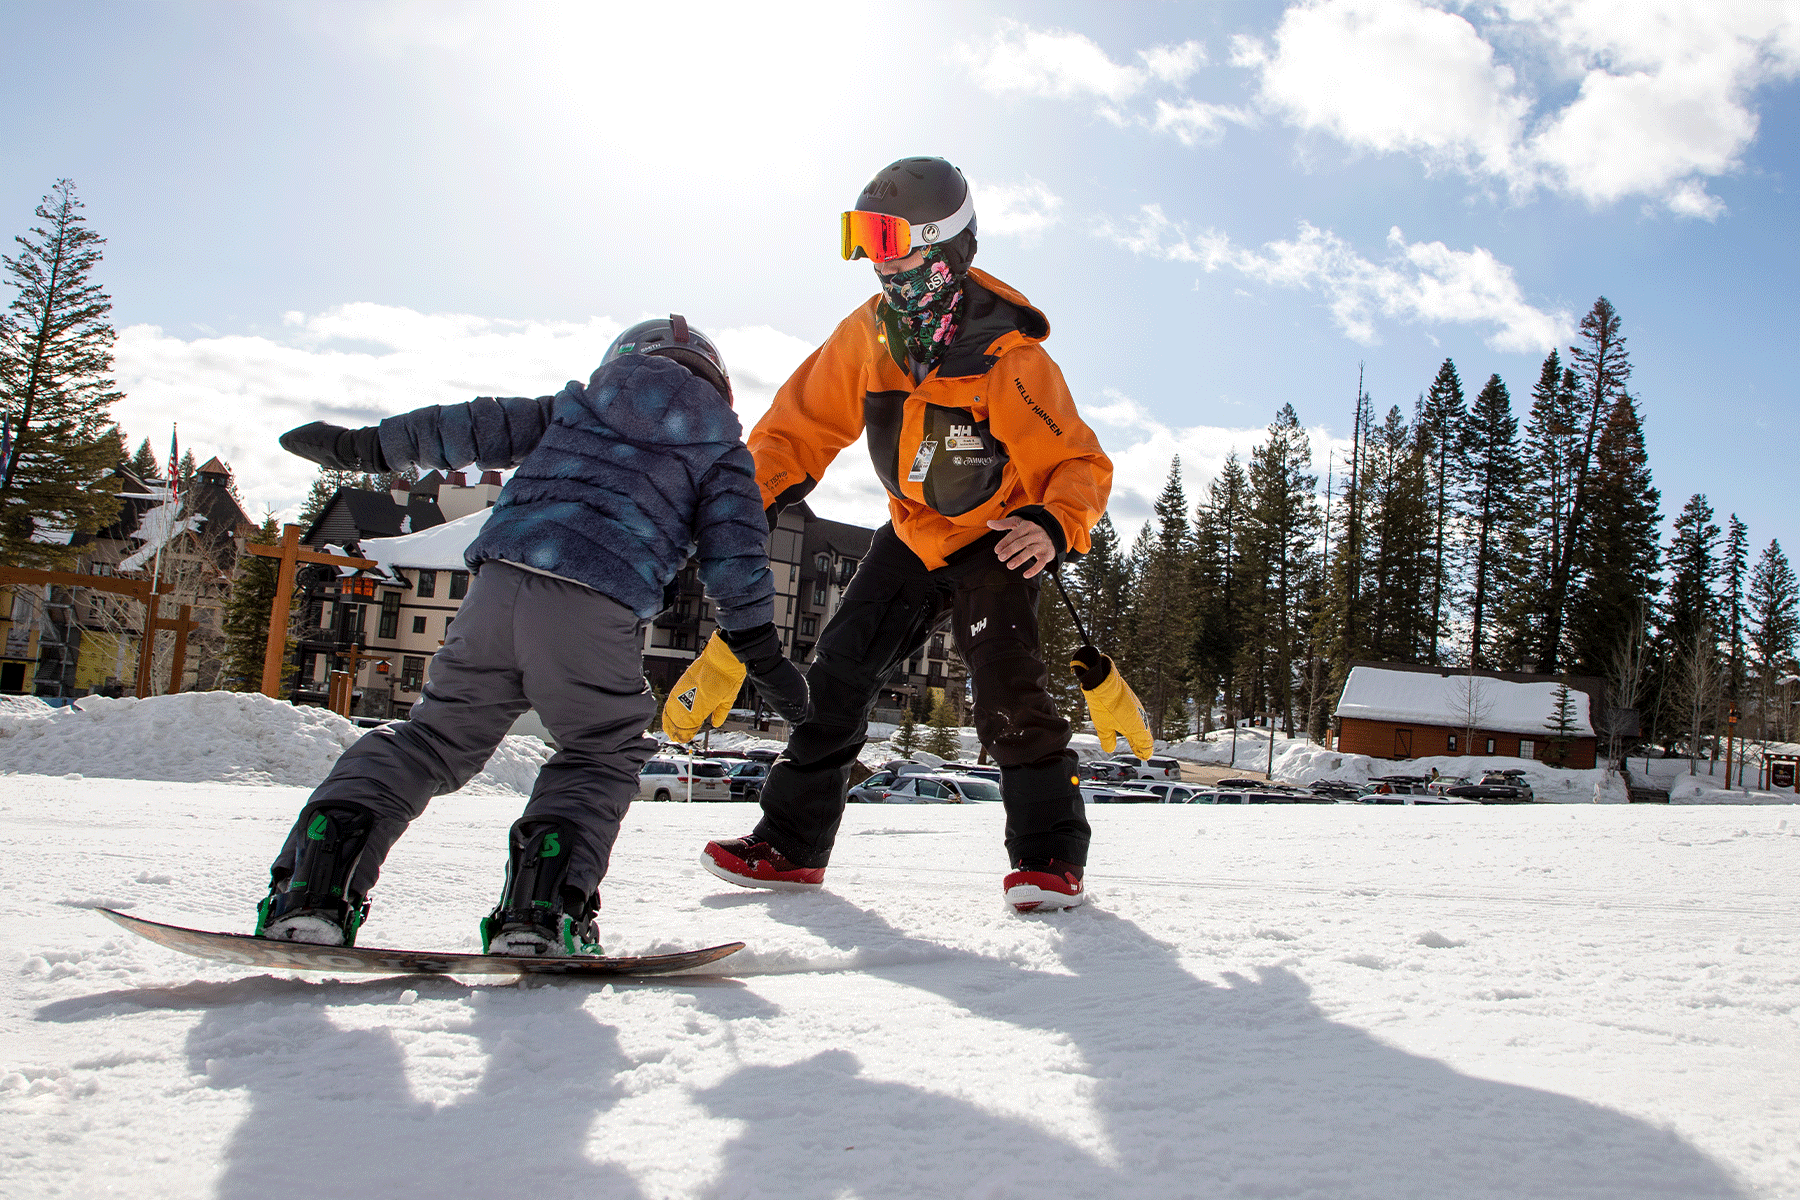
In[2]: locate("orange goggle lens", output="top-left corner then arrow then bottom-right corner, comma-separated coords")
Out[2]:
841,210 -> 911,262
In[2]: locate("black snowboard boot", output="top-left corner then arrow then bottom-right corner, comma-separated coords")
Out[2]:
256,801 -> 376,946
481,818 -> 603,957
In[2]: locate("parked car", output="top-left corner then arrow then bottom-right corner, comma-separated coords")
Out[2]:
1424,775 -> 1473,795
637,756 -> 731,801
1105,780 -> 1206,804
725,759 -> 770,800
1478,770 -> 1534,800
1307,779 -> 1364,801
949,764 -> 1002,784
1444,783 -> 1534,803
1214,777 -> 1268,790
1185,788 -> 1336,804
881,773 -> 1003,804
1078,783 -> 1144,804
847,769 -> 898,803
1078,759 -> 1133,783
1085,783 -> 1161,803
1109,754 -> 1185,780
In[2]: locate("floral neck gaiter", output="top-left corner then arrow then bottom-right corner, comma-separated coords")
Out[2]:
877,248 -> 963,367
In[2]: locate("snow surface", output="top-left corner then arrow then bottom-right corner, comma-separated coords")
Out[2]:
1337,665 -> 1595,737
2,697 -> 1797,1199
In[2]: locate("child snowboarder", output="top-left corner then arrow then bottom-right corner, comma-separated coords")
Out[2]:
261,315 -> 809,955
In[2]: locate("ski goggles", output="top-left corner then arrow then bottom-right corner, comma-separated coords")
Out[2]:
840,189 -> 976,262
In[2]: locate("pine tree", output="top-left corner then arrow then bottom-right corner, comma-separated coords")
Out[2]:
1461,373 -> 1521,668
1543,682 -> 1580,767
1417,359 -> 1467,663
894,705 -> 920,757
1661,494 -> 1720,667
1542,298 -> 1633,672
1360,406 -> 1431,664
923,688 -> 961,759
1512,352 -> 1582,666
1240,404 -> 1320,736
1073,512 -> 1127,654
219,515 -> 293,692
1126,459 -> 1193,737
1568,394 -> 1661,677
1190,455 -> 1247,733
0,180 -> 125,567
129,436 -> 159,479
1722,514 -> 1748,702
1748,540 -> 1797,743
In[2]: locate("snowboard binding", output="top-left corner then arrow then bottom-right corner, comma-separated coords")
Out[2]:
481,817 -> 603,957
256,801 -> 375,947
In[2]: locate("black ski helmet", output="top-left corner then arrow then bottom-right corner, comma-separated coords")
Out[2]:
603,314 -> 732,405
849,156 -> 978,274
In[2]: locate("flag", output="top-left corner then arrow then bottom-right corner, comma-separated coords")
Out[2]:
166,425 -> 179,502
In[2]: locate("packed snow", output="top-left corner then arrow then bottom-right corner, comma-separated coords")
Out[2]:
2,695 -> 1797,1199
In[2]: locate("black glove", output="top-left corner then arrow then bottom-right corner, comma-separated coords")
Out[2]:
720,622 -> 811,725
278,421 -> 389,473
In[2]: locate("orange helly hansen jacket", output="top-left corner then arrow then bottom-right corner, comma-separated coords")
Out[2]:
749,269 -> 1113,570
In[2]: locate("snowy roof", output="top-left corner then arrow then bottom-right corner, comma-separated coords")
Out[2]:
359,507 -> 491,571
1336,666 -> 1593,738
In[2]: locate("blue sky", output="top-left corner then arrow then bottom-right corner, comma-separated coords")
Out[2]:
4,0 -> 1797,561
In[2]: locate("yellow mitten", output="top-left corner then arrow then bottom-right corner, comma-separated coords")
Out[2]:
1069,645 -> 1152,760
661,632 -> 746,742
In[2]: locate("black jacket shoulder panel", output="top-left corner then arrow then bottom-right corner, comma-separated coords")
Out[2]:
937,277 -> 1046,379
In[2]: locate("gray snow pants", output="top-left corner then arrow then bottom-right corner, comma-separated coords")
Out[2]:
272,561 -> 657,899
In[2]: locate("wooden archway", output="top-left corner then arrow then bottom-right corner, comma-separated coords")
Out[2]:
0,567 -> 196,697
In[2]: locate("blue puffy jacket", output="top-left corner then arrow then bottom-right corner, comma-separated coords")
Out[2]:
376,354 -> 774,629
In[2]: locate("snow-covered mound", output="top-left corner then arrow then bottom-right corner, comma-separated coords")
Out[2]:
0,691 -> 551,794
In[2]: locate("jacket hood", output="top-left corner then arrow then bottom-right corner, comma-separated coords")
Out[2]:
579,354 -> 742,447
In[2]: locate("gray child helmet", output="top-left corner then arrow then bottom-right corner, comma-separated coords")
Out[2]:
604,314 -> 732,405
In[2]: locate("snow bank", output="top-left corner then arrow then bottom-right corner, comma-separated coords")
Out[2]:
0,691 -> 550,794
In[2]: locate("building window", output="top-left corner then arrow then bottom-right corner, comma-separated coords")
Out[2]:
931,635 -> 945,657
412,615 -> 426,634
400,656 -> 425,692
815,553 -> 829,573
448,571 -> 470,599
445,615 -> 454,637
789,564 -> 798,581
1518,739 -> 1535,760
378,592 -> 401,639
801,616 -> 817,636
813,583 -> 827,606
1485,737 -> 1497,754
1447,734 -> 1458,753
416,570 -> 436,598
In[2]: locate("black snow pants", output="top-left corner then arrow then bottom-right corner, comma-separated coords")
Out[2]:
271,562 -> 657,899
752,523 -> 1089,869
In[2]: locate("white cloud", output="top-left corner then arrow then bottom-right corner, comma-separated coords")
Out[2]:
955,20 -> 1152,102
1081,388 -> 1350,546
1234,0 -> 1800,215
971,176 -> 1065,243
1232,0 -> 1528,182
1096,207 -> 1571,352
953,21 -> 1243,145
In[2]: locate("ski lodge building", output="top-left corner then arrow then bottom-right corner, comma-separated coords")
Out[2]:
1333,663 -> 1601,769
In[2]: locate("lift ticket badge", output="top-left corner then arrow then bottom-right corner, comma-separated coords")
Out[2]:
908,439 -> 937,482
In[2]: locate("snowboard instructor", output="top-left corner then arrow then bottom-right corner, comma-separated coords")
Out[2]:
670,156 -> 1113,911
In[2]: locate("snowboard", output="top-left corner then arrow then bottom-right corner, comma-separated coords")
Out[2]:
99,908 -> 744,978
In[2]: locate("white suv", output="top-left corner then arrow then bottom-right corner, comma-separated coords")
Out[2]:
637,757 -> 731,802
